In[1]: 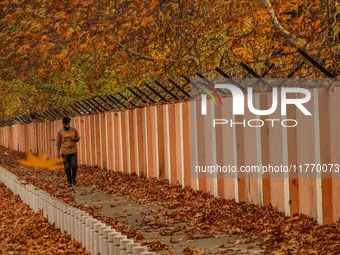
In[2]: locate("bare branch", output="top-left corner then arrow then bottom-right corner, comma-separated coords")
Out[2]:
118,42 -> 160,61
118,42 -> 201,69
258,0 -> 307,48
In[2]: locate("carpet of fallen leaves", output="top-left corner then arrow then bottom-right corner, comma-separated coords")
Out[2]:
0,181 -> 87,254
0,146 -> 339,254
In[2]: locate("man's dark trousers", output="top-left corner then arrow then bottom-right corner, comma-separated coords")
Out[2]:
62,153 -> 78,184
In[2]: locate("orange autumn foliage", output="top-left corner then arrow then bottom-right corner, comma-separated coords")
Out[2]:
0,0 -> 339,118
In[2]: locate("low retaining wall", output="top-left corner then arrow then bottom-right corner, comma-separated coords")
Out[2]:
0,87 -> 339,225
0,166 -> 153,255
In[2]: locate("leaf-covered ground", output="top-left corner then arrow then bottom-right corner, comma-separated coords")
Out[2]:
0,146 -> 339,254
0,181 -> 87,254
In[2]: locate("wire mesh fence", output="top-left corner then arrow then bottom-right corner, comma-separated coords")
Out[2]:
0,48 -> 338,127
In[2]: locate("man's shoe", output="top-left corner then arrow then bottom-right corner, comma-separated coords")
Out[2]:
67,183 -> 72,187
72,179 -> 77,186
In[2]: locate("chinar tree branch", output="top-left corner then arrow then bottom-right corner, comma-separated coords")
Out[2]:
118,42 -> 201,71
258,0 -> 308,48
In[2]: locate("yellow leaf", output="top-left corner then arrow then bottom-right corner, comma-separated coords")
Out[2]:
18,150 -> 63,170
17,45 -> 30,53
282,46 -> 292,53
125,97 -> 134,103
286,215 -> 300,222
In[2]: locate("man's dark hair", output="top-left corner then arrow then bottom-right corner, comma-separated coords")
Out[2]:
62,117 -> 71,125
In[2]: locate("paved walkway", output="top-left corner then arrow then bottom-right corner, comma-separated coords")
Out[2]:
1,146 -> 338,254
0,153 -> 263,253
65,185 -> 261,254
26,166 -> 262,254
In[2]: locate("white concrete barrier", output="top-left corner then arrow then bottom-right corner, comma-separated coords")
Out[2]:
108,231 -> 121,254
81,215 -> 92,244
89,219 -> 100,253
85,218 -> 97,250
0,166 -> 151,254
94,222 -> 105,254
114,235 -> 127,255
102,229 -> 114,255
120,239 -> 134,255
127,243 -> 141,255
98,225 -> 111,254
132,247 -> 148,255
77,212 -> 88,242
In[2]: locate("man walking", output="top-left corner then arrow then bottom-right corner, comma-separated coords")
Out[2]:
56,117 -> 80,187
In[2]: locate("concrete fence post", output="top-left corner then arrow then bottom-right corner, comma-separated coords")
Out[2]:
85,218 -> 97,251
98,225 -> 111,254
75,211 -> 86,242
64,205 -> 73,234
70,209 -> 79,239
66,207 -> 73,235
108,231 -> 121,254
102,229 -> 115,255
127,243 -> 141,255
119,239 -> 134,255
132,247 -> 147,255
81,215 -> 92,244
89,220 -> 100,254
114,235 -> 127,255
93,222 -> 105,254
56,203 -> 62,231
